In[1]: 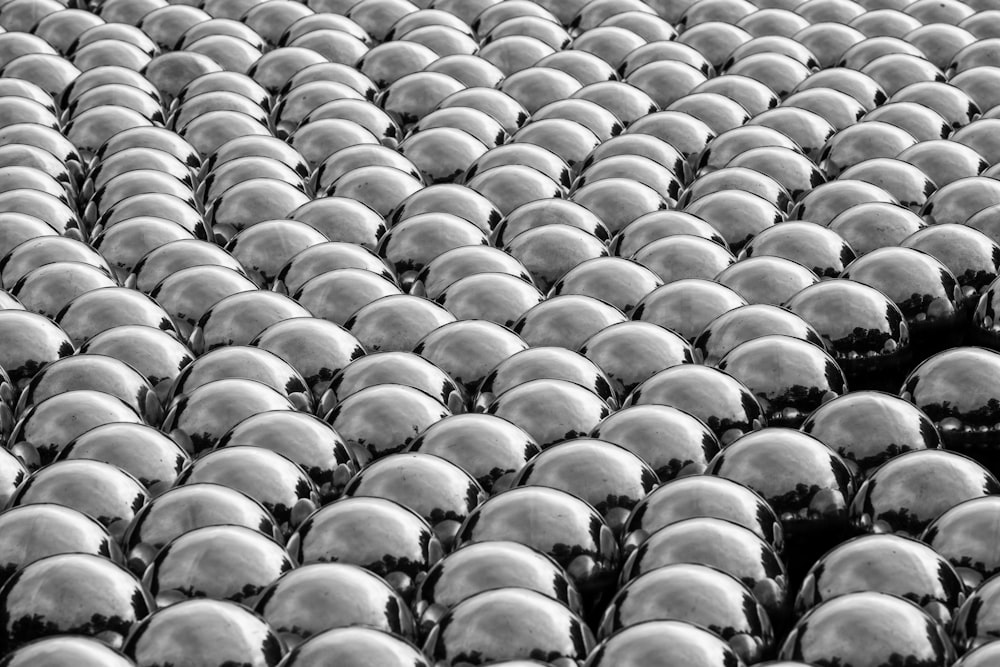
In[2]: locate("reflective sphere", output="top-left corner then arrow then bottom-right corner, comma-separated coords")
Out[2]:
952,641 -> 1000,667
695,304 -> 824,367
899,347 -> 1000,474
502,224 -> 607,295
277,626 -> 429,667
413,319 -> 528,403
707,427 -> 855,540
217,410 -> 356,502
580,321 -> 694,400
796,534 -> 965,627
423,588 -> 594,667
415,540 -> 581,637
630,234 -> 736,284
0,635 -> 135,667
455,486 -> 619,600
144,524 -> 293,608
623,474 -> 783,553
922,496 -> 1000,588
255,563 -> 414,647
17,353 -> 160,424
59,422 -> 189,495
779,592 -> 955,665
901,224 -> 1000,302
122,483 -> 280,576
124,599 -> 284,667
627,364 -> 765,445
161,378 -> 296,457
842,246 -> 964,357
802,390 -> 942,477
321,352 -> 460,415
785,279 -> 911,392
0,553 -> 151,652
408,413 -> 540,495
585,620 -> 748,667
716,334 -> 847,428
286,496 -> 442,603
0,309 -> 69,391
344,452 -> 485,549
513,438 -> 658,537
0,504 -> 119,586
829,202 -> 927,256
9,390 -> 141,465
189,290 -> 312,355
850,449 -> 1000,537
326,383 -> 451,466
620,517 -> 788,626
599,563 -> 774,664
175,445 -> 319,533
632,279 -> 749,343
166,345 -> 311,412
484,379 -> 612,450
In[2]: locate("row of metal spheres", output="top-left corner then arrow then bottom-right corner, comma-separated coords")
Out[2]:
2,0 -> 1000,666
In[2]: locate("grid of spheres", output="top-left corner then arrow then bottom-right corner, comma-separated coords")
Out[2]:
0,0 -> 999,665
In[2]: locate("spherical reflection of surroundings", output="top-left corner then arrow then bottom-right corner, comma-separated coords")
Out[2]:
0,1 -> 997,665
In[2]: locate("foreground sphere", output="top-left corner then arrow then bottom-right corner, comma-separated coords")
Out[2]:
326,383 -> 451,465
414,540 -> 582,637
707,428 -> 855,552
122,483 -> 281,576
160,378 -> 296,457
144,524 -> 293,609
485,379 -> 612,450
321,352 -> 460,415
632,279 -> 748,343
952,641 -> 1000,667
900,347 -> 1000,475
779,592 -> 955,665
802,390 -> 942,476
59,422 -> 189,495
0,504 -> 118,585
456,486 -> 619,600
344,452 -> 485,550
0,636 -> 135,667
0,553 -> 151,652
623,474 -> 783,553
797,532 -> 965,626
513,438 -> 658,537
475,346 -> 614,412
255,563 -> 414,647
953,573 -> 1000,653
408,413 -> 540,495
850,449 -> 1000,537
217,410 -> 356,502
716,334 -> 847,428
423,588 -> 594,667
124,599 -> 284,667
175,445 -> 318,534
585,620 -> 748,667
286,496 -> 442,603
922,496 -> 1000,588
9,390 -> 142,465
620,517 -> 788,625
627,364 -> 765,445
785,279 -> 911,391
599,563 -> 774,664
278,627 -> 429,667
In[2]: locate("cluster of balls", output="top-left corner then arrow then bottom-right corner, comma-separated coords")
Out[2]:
3,0 -> 1000,665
